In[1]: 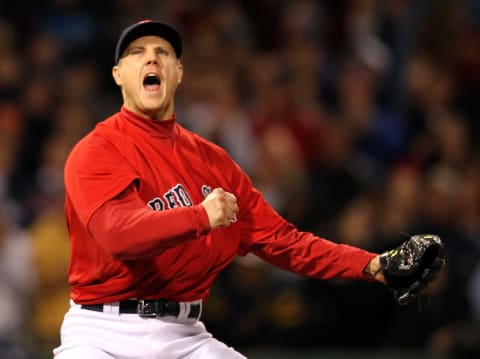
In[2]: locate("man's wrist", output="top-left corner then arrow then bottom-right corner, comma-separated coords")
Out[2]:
364,255 -> 386,284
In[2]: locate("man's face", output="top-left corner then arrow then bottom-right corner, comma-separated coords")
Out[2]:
112,35 -> 183,120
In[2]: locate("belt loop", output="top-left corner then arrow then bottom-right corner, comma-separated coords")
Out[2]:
177,302 -> 188,320
103,302 -> 120,315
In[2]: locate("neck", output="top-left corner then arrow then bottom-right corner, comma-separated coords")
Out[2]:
123,103 -> 174,121
148,109 -> 173,121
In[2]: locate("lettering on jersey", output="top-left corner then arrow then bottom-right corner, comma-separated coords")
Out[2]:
173,184 -> 192,206
164,191 -> 177,208
147,197 -> 165,211
201,185 -> 212,198
147,184 -> 193,211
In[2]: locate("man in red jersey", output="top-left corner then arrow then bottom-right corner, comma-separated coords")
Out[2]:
53,20 -> 391,359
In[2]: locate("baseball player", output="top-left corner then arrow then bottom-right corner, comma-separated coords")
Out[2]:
53,20 -> 445,359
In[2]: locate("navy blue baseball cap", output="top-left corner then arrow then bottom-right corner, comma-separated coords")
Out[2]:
114,20 -> 183,63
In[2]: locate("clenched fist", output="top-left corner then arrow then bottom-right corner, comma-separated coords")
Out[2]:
201,188 -> 238,230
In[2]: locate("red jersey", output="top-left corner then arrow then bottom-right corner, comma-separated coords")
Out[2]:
64,106 -> 376,304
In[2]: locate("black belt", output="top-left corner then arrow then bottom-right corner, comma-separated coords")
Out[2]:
81,299 -> 201,319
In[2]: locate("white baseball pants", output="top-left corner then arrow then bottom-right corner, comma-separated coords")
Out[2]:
53,301 -> 247,359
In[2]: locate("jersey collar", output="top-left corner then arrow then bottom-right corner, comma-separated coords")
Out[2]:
120,106 -> 179,139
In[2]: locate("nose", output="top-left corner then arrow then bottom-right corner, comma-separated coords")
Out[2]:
145,47 -> 159,64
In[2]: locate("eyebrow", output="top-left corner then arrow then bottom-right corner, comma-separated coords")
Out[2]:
128,44 -> 170,53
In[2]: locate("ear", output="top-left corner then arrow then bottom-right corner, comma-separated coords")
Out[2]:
177,62 -> 184,85
112,65 -> 122,86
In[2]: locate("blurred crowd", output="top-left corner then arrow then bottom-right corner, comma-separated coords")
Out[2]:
1,0 -> 480,358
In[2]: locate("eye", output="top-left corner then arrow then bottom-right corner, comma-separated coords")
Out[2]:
130,48 -> 143,55
156,48 -> 169,56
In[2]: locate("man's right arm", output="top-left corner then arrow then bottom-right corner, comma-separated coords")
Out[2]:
88,184 -> 239,260
88,184 -> 211,260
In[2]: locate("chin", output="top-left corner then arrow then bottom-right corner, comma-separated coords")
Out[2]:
141,102 -> 161,112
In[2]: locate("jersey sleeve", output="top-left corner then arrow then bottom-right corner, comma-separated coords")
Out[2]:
64,133 -> 139,226
88,184 -> 211,260
228,160 -> 376,281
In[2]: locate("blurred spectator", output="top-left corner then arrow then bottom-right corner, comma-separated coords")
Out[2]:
27,130 -> 72,357
334,56 -> 408,185
0,217 -> 36,358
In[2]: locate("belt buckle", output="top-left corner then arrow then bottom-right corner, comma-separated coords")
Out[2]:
137,299 -> 161,317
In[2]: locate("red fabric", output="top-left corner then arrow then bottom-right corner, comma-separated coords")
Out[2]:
88,184 -> 211,260
64,106 -> 376,304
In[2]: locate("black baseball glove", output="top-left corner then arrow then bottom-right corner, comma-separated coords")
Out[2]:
380,234 -> 446,305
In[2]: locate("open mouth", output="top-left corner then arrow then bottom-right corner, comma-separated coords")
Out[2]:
143,73 -> 161,91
